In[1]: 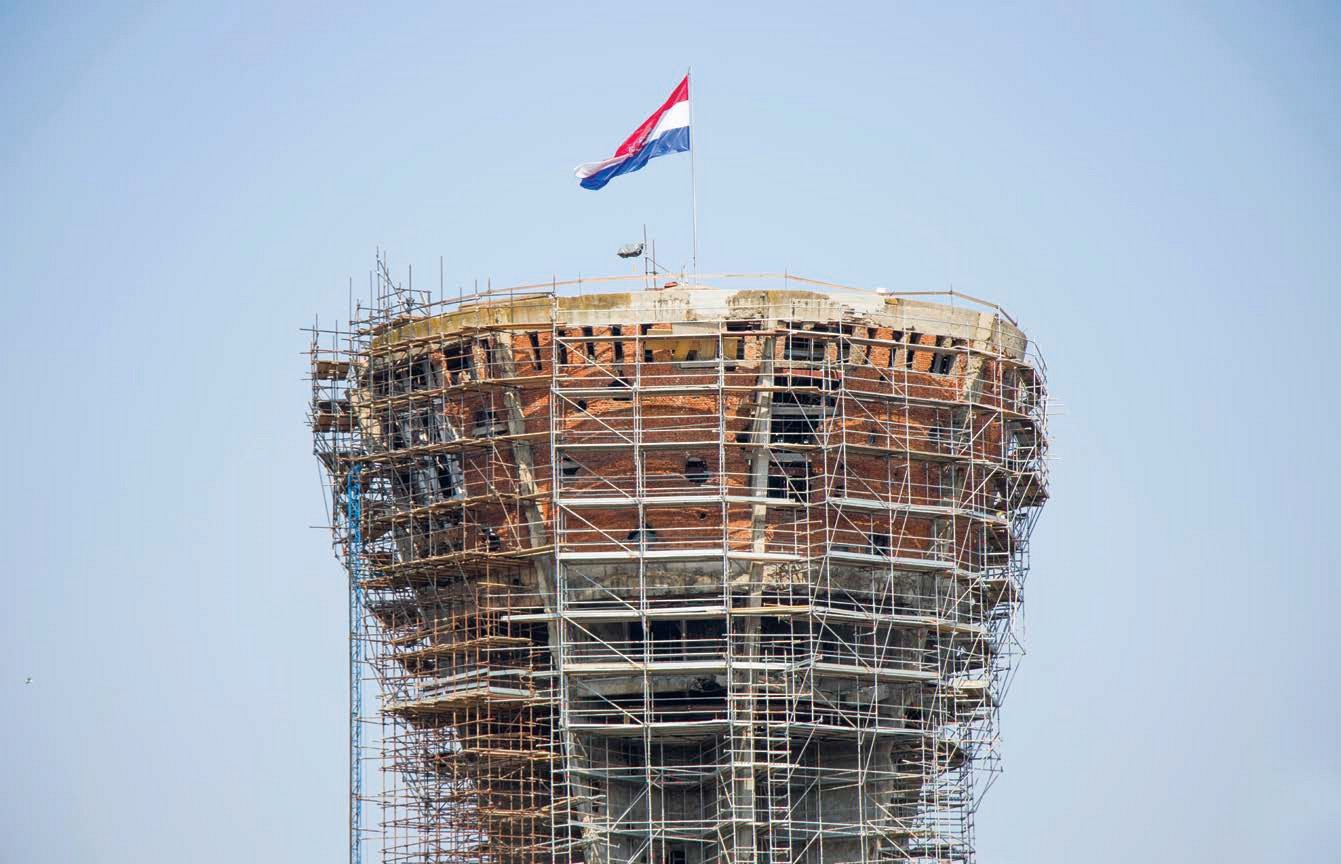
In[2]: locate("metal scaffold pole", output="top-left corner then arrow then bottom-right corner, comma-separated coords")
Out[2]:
346,463 -> 365,864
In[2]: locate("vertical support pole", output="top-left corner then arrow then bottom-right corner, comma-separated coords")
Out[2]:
345,463 -> 365,864
688,68 -> 698,277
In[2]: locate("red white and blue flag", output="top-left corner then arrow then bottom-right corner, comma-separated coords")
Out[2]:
575,75 -> 691,190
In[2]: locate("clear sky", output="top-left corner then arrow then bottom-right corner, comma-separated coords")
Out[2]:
2,2 -> 1338,861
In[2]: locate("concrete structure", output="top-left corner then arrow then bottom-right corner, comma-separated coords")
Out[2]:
310,267 -> 1049,864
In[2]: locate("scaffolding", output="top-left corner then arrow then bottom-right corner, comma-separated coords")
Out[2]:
309,262 -> 1049,864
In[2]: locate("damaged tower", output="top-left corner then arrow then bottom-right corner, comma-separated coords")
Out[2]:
309,270 -> 1049,864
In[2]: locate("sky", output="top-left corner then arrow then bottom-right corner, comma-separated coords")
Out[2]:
1,2 -> 1338,861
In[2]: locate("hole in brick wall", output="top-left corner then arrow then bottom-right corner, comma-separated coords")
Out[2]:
472,408 -> 504,437
561,456 -> 581,479
527,332 -> 543,369
627,526 -> 657,545
784,333 -> 827,362
440,343 -> 472,376
434,454 -> 464,499
931,336 -> 955,374
483,527 -> 503,552
770,391 -> 822,444
868,531 -> 891,556
767,457 -> 810,501
889,331 -> 904,369
651,620 -> 683,658
575,399 -> 588,412
697,510 -> 709,521
685,458 -> 709,485
686,619 -> 724,639
640,323 -> 654,362
725,322 -> 754,360
410,359 -> 434,389
905,331 -> 920,369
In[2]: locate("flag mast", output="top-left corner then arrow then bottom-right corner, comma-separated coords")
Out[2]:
688,67 -> 699,276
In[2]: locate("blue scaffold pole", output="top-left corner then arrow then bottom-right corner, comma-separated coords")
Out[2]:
345,463 -> 365,864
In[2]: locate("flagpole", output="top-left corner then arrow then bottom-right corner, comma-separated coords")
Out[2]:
688,67 -> 698,277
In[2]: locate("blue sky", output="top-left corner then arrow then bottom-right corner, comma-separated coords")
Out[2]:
2,2 -> 1338,861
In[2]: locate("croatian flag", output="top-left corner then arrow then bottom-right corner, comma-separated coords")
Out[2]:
575,75 -> 691,190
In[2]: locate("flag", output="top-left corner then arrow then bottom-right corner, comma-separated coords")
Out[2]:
575,76 -> 690,190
